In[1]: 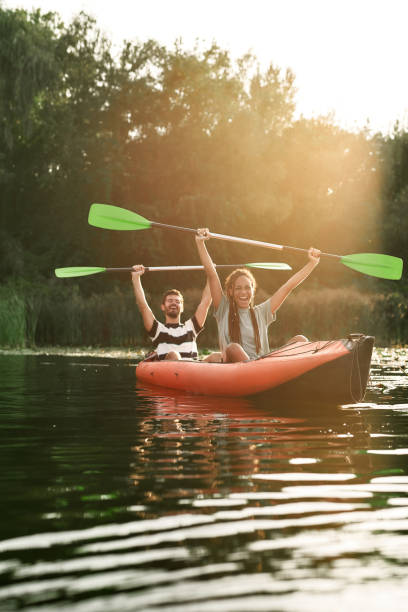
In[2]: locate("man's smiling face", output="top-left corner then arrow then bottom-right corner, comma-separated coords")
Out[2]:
161,294 -> 184,320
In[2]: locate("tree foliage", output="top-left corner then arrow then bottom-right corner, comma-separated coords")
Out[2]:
0,5 -> 406,306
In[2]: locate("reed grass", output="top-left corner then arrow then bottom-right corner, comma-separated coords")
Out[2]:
0,286 -> 26,347
271,287 -> 376,345
268,287 -> 408,347
0,281 -> 407,349
36,285 -> 145,347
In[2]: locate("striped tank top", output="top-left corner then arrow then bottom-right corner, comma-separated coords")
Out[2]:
148,316 -> 202,360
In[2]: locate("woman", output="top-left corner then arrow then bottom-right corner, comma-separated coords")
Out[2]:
195,229 -> 321,362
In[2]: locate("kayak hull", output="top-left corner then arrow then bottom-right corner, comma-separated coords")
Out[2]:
136,334 -> 374,404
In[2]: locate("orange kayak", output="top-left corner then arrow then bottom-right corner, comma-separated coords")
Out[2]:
136,334 -> 374,404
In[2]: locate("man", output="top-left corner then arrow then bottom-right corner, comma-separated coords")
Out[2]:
131,264 -> 212,361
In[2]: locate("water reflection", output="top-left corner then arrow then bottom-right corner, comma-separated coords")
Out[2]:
1,353 -> 408,610
133,380 -> 375,493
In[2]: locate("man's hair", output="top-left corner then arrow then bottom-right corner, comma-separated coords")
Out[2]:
162,289 -> 184,304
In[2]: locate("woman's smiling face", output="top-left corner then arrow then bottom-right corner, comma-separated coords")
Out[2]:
231,274 -> 255,309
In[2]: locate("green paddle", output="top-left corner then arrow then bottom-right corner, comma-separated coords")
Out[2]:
55,262 -> 292,278
88,203 -> 403,280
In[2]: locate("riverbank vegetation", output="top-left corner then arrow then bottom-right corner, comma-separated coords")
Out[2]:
1,282 -> 407,350
1,7 -> 408,349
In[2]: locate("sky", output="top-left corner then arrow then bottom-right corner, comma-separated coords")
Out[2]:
4,0 -> 408,135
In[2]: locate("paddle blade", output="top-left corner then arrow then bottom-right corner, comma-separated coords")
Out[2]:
246,262 -> 292,270
88,203 -> 151,231
55,267 -> 106,278
341,253 -> 403,280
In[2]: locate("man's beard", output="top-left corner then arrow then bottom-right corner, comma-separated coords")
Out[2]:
166,309 -> 179,319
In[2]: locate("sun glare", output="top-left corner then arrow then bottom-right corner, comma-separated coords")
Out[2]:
4,0 -> 408,134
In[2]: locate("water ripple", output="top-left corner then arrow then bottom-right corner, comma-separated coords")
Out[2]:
2,352 -> 408,610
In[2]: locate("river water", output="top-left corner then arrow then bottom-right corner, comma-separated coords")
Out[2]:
1,348 -> 408,611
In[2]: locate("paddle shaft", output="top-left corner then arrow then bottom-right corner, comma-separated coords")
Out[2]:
149,220 -> 341,260
102,265 -> 286,272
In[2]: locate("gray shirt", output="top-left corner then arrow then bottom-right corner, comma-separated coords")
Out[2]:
214,294 -> 276,359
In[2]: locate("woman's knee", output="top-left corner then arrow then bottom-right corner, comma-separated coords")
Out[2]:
225,343 -> 249,363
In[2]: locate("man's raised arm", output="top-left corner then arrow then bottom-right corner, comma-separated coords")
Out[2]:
131,265 -> 155,332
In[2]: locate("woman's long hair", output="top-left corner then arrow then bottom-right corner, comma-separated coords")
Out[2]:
225,268 -> 261,355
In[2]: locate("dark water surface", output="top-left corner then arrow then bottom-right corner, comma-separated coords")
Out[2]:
1,349 -> 408,611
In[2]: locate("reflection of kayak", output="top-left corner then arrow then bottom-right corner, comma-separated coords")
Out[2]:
136,334 -> 374,404
136,380 -> 309,420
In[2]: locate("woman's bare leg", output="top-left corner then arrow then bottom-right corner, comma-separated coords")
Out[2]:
225,343 -> 250,363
